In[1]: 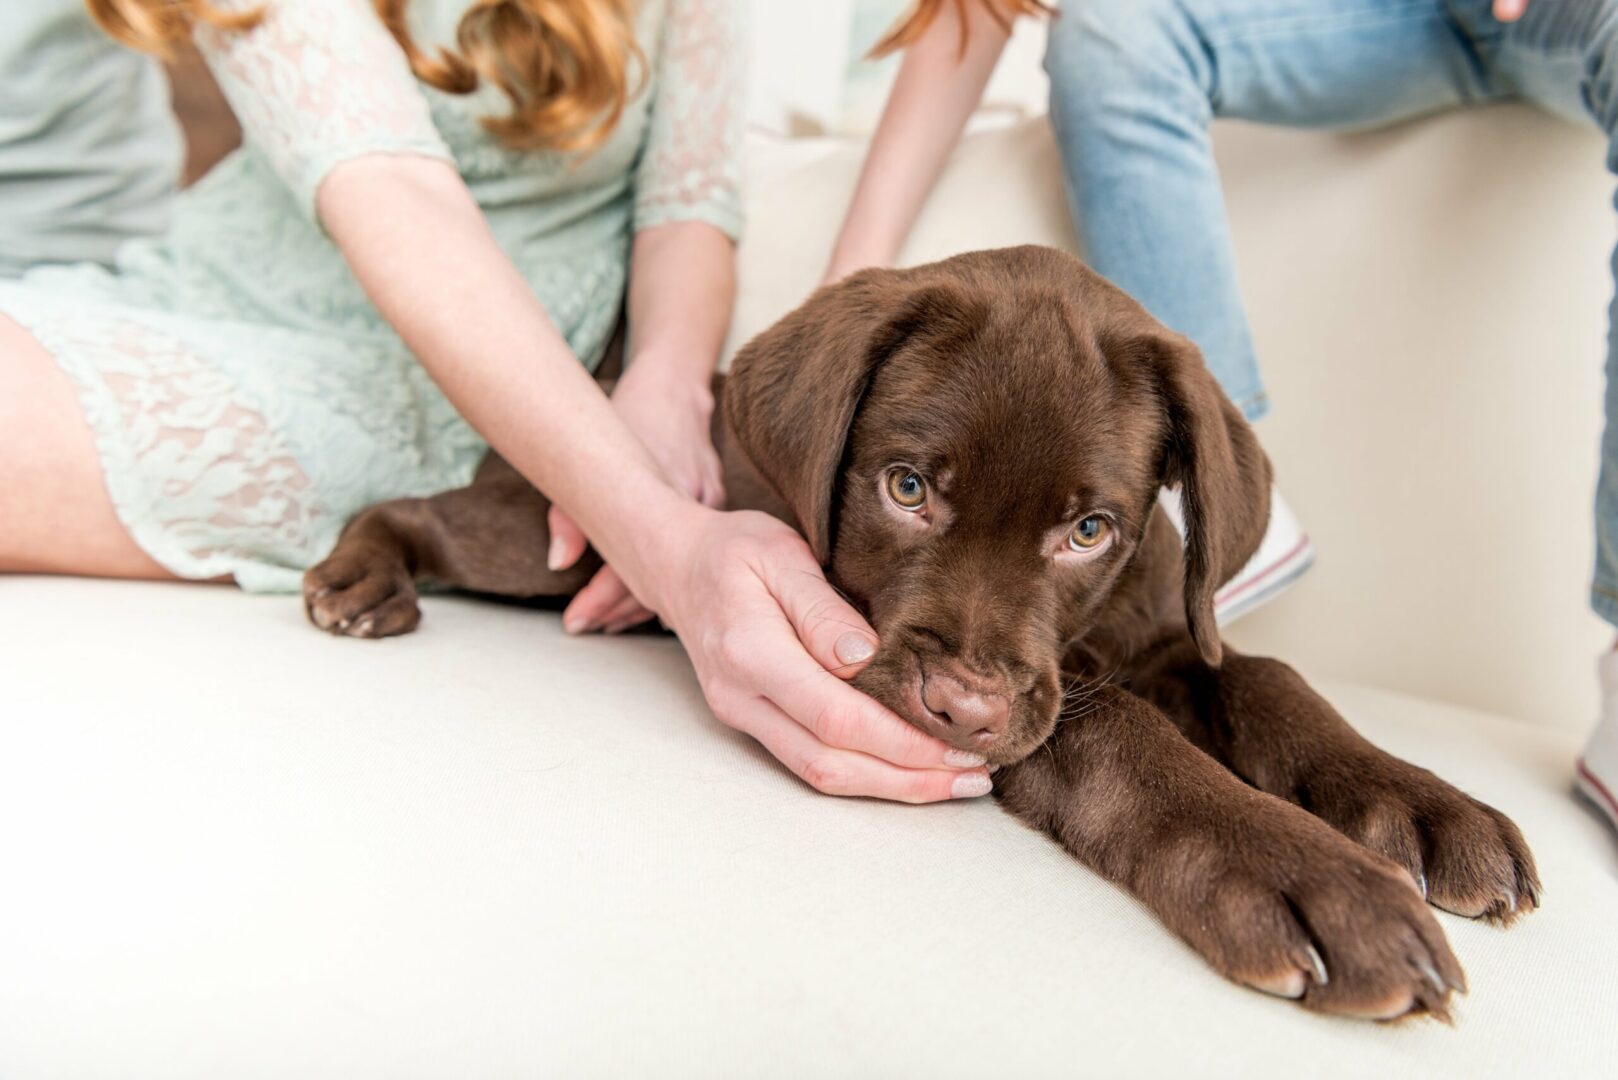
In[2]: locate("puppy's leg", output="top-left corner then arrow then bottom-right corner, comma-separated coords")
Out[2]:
1133,641 -> 1540,924
998,685 -> 1463,1019
304,455 -> 601,638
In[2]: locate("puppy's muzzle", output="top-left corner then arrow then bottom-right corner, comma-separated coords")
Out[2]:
918,663 -> 1012,749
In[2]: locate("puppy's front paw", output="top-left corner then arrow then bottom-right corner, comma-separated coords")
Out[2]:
1172,809 -> 1465,1020
303,539 -> 421,639
1301,753 -> 1540,925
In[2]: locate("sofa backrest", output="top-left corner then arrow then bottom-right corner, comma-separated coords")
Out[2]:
726,109 -> 1615,731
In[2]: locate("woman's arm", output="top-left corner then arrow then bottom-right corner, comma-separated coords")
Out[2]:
549,0 -> 749,633
318,157 -> 669,545
555,221 -> 738,634
197,0 -> 986,803
624,221 -> 737,389
824,1 -> 1013,284
319,155 -> 990,803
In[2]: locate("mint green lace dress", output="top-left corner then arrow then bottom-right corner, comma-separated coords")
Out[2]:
0,0 -> 743,592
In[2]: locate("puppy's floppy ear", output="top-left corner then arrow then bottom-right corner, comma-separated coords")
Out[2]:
725,267 -> 978,563
1140,328 -> 1272,667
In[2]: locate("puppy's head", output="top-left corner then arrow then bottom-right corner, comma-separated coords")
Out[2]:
727,247 -> 1270,765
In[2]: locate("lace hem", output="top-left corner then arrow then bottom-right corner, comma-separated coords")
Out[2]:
1,287 -> 323,591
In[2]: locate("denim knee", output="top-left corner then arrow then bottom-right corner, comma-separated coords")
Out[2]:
1488,0 -> 1618,133
1044,0 -> 1213,134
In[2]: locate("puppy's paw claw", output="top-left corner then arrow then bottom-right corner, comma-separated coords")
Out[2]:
1303,944 -> 1329,988
1243,944 -> 1327,1000
1180,817 -> 1465,1021
1304,759 -> 1539,927
302,547 -> 421,640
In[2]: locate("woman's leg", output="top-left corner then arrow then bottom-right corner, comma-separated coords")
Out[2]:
0,313 -> 178,579
1043,0 -> 1499,420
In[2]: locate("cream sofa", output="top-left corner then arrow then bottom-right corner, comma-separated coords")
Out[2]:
5,112 -> 1618,1077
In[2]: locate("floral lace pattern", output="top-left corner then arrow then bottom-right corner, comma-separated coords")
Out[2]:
635,0 -> 747,236
0,0 -> 744,592
0,285 -> 325,589
198,0 -> 455,219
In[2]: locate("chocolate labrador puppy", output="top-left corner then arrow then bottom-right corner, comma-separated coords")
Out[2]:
304,246 -> 1537,1020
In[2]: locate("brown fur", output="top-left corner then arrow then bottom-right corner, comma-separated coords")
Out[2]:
304,246 -> 1538,1019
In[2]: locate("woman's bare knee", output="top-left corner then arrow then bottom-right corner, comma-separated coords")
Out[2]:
0,314 -> 177,579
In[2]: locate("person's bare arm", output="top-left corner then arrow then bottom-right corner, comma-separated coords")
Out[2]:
624,221 -> 737,392
317,155 -> 990,802
824,1 -> 1012,284
554,221 -> 738,634
318,157 -> 666,537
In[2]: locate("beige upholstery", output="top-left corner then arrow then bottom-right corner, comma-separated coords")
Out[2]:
3,579 -> 1615,1077
5,110 -> 1617,1076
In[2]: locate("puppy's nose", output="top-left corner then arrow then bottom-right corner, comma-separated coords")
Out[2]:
921,670 -> 1011,741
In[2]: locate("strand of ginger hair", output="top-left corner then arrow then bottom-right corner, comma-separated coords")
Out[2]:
870,0 -> 1051,59
86,0 -> 644,153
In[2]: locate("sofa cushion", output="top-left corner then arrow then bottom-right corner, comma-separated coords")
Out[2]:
3,577 -> 1614,1077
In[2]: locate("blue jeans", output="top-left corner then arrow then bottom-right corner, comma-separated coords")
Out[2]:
1045,0 -> 1618,627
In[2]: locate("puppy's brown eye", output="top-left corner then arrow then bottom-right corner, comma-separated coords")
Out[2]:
1069,516 -> 1110,551
886,468 -> 928,511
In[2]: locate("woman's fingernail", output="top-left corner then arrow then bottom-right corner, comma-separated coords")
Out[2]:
834,632 -> 876,665
943,749 -> 988,768
563,616 -> 584,634
951,772 -> 993,799
547,535 -> 566,572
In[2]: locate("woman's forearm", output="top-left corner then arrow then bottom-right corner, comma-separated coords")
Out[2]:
315,154 -> 990,805
827,2 -> 1012,279
316,154 -> 687,604
625,221 -> 737,383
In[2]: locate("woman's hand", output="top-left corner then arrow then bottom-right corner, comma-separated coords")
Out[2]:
549,358 -> 724,634
649,503 -> 994,803
547,381 -> 993,803
318,164 -> 980,802
1494,0 -> 1530,19
609,356 -> 725,510
552,221 -> 736,634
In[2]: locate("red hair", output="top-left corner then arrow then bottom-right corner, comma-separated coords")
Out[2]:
87,0 -> 644,152
870,0 -> 1052,58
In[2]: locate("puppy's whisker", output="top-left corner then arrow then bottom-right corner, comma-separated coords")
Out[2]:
1057,666 -> 1121,723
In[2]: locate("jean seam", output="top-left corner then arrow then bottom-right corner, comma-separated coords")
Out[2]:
1455,0 -> 1611,60
1169,0 -> 1225,114
1200,1 -> 1442,48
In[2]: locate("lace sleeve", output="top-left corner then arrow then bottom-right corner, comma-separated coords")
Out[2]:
632,0 -> 746,240
195,0 -> 455,221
